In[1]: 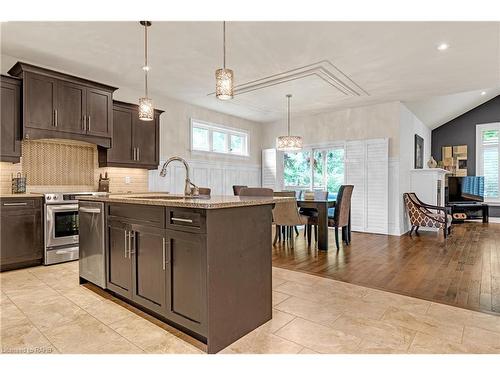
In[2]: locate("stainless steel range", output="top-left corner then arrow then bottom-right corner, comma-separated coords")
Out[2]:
43,192 -> 108,265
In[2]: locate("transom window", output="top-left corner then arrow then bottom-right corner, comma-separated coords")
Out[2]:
190,119 -> 249,156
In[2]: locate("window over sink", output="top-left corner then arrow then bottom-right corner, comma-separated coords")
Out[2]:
190,119 -> 249,157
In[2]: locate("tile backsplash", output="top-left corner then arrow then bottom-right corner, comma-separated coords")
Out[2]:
0,139 -> 149,194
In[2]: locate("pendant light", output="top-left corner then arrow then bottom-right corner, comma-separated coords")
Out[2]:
276,94 -> 303,151
138,21 -> 154,121
215,21 -> 234,100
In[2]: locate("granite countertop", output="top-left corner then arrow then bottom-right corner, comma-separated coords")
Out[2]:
0,193 -> 44,198
78,193 -> 294,209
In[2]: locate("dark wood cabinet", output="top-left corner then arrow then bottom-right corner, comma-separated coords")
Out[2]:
8,62 -> 117,148
98,101 -> 163,170
106,219 -> 133,299
164,229 -> 207,335
56,80 -> 86,134
131,225 -> 167,315
0,197 -> 43,271
1,75 -> 22,163
24,72 -> 57,131
86,88 -> 112,138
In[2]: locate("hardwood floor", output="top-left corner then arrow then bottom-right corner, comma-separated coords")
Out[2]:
272,222 -> 500,315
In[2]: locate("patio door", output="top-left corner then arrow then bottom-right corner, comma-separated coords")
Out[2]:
312,147 -> 345,198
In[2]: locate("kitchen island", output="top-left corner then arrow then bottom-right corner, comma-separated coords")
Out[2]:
78,193 -> 291,353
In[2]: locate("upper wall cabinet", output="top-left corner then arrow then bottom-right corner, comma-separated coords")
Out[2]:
98,101 -> 163,170
8,62 -> 117,148
1,75 -> 22,163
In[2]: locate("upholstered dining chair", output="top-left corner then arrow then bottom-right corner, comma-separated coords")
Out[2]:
327,185 -> 354,250
274,191 -> 299,238
232,185 -> 248,196
239,187 -> 274,197
272,198 -> 309,249
403,192 -> 452,238
301,190 -> 328,245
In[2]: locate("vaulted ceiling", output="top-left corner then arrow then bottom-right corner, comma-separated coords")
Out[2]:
1,21 -> 499,125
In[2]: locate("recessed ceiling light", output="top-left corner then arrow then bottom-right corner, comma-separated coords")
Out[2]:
480,91 -> 486,96
437,43 -> 449,51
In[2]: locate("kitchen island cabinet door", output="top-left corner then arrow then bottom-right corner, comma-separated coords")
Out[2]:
130,225 -> 167,315
107,220 -> 133,299
86,88 -> 112,138
24,72 -> 57,131
164,229 -> 207,337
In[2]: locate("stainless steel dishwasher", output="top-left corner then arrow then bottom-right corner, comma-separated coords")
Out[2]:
78,200 -> 106,288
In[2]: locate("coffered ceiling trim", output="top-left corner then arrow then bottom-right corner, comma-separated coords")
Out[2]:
208,60 -> 369,98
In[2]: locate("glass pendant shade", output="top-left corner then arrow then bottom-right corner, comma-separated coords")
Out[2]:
138,97 -> 154,121
215,68 -> 234,100
276,135 -> 303,151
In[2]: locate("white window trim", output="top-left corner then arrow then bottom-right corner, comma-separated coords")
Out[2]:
190,118 -> 250,158
283,141 -> 346,191
476,122 -> 500,203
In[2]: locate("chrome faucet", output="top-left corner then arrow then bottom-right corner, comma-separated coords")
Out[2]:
159,157 -> 199,197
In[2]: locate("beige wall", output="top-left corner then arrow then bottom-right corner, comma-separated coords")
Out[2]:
261,102 -> 401,157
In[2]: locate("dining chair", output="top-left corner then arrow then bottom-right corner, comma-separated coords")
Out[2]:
272,198 -> 309,249
301,190 -> 328,245
327,185 -> 354,250
198,187 -> 211,196
239,187 -> 274,197
232,185 -> 248,196
273,191 -> 299,238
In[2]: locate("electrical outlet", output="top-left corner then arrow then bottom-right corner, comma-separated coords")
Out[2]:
125,176 -> 132,184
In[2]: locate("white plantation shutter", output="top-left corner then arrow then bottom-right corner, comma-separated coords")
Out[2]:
345,138 -> 389,233
345,140 -> 366,231
366,139 -> 389,233
476,123 -> 500,201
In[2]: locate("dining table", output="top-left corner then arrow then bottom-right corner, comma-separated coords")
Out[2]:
296,198 -> 351,251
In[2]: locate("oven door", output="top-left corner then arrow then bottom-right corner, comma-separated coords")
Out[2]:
45,204 -> 79,248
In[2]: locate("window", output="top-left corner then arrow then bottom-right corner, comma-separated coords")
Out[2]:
477,123 -> 500,201
190,119 -> 249,156
283,146 -> 345,195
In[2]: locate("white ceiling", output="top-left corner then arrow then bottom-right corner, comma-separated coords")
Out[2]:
404,87 -> 500,129
1,21 -> 499,124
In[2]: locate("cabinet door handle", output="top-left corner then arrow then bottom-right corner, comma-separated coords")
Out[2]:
137,148 -> 140,161
134,147 -> 137,161
124,230 -> 128,258
54,109 -> 58,127
162,237 -> 166,270
82,115 -> 86,131
3,202 -> 28,206
129,231 -> 135,257
171,217 -> 193,224
87,115 -> 91,132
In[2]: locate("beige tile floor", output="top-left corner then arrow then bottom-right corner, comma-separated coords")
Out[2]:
1,262 -> 499,354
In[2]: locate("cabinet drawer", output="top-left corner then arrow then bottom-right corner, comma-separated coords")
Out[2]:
166,208 -> 206,233
107,203 -> 165,228
1,198 -> 41,210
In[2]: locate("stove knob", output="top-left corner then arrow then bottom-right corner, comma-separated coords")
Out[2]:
47,196 -> 52,200
53,195 -> 58,200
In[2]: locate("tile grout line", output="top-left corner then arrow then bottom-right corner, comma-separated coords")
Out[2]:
24,267 -> 145,353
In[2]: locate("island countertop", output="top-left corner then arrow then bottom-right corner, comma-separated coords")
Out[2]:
78,192 -> 294,209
